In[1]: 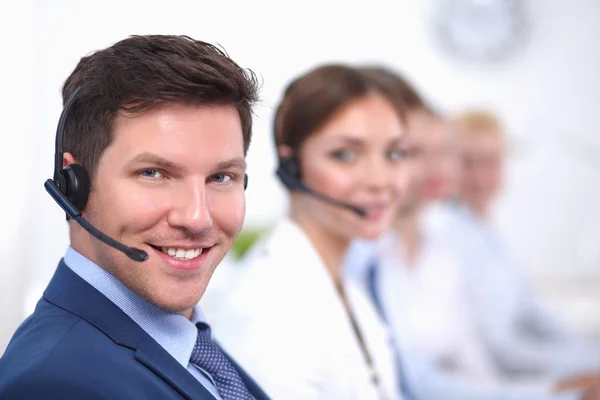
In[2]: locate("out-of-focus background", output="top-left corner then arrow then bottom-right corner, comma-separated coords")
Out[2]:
1,0 -> 599,355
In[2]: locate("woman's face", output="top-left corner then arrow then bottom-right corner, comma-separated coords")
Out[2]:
295,93 -> 409,240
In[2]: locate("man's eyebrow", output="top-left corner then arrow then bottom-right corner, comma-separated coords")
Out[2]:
128,153 -> 247,173
128,152 -> 185,170
388,136 -> 406,145
214,157 -> 247,171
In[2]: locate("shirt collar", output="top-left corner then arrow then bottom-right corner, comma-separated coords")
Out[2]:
64,246 -> 206,368
343,237 -> 382,281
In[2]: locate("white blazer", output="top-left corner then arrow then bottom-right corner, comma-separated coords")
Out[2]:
208,218 -> 402,400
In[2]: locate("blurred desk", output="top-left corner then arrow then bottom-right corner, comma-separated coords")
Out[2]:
534,275 -> 600,343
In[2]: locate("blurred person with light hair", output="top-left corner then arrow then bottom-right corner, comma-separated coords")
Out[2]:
426,108 -> 600,392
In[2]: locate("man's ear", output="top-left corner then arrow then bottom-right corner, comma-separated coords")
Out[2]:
63,152 -> 77,167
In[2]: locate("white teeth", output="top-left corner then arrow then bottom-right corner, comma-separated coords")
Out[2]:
160,247 -> 204,260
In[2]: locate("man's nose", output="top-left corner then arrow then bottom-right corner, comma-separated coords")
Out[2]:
167,179 -> 213,235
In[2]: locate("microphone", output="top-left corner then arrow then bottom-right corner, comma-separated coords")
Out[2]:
297,184 -> 367,217
45,179 -> 149,262
276,164 -> 367,217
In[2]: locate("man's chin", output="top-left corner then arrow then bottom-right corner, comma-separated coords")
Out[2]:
145,287 -> 206,317
154,298 -> 202,318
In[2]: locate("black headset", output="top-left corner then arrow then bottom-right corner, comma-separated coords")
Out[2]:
51,87 -> 91,212
275,156 -> 302,191
275,154 -> 366,217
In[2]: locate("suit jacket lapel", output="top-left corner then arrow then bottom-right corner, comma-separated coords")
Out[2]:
43,260 -> 215,400
135,334 -> 215,399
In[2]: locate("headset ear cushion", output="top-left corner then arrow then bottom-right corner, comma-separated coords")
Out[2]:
281,157 -> 301,179
287,158 -> 301,179
244,173 -> 248,190
276,157 -> 302,190
63,163 -> 90,211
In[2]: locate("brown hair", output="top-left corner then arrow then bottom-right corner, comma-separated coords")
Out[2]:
273,64 -> 407,151
61,34 -> 261,180
358,66 -> 430,114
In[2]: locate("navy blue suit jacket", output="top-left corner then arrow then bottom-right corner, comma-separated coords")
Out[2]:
0,260 -> 270,400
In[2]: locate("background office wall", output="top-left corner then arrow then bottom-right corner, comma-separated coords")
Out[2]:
0,0 -> 35,356
1,0 -> 599,354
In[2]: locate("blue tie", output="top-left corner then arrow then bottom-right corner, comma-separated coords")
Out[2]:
366,261 -> 415,400
190,323 -> 254,400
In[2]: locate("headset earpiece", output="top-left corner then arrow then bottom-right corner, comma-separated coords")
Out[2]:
61,163 -> 90,211
45,86 -> 148,261
244,173 -> 248,190
273,155 -> 366,216
275,156 -> 301,190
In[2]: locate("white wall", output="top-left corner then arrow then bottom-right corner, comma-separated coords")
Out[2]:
1,0 -> 599,353
0,0 -> 34,354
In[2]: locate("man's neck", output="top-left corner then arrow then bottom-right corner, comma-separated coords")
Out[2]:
393,210 -> 422,268
463,202 -> 491,223
69,227 -> 101,269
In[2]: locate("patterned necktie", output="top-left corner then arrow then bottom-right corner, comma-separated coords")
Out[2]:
190,322 -> 254,400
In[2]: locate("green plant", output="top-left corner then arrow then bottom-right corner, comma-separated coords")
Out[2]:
231,227 -> 268,260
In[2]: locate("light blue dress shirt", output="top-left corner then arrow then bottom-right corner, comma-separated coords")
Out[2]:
344,228 -> 583,400
64,246 -> 222,400
426,202 -> 600,378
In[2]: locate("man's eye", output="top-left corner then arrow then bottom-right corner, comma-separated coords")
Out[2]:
140,169 -> 164,178
212,174 -> 232,183
388,149 -> 406,161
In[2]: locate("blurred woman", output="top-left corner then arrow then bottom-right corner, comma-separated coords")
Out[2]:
211,64 -> 411,400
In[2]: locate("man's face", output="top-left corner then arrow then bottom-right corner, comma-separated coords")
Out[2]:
399,112 -> 458,214
397,109 -> 430,214
458,131 -> 505,216
71,103 -> 246,317
420,118 -> 459,202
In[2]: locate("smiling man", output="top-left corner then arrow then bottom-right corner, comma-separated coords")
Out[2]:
0,35 -> 268,400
